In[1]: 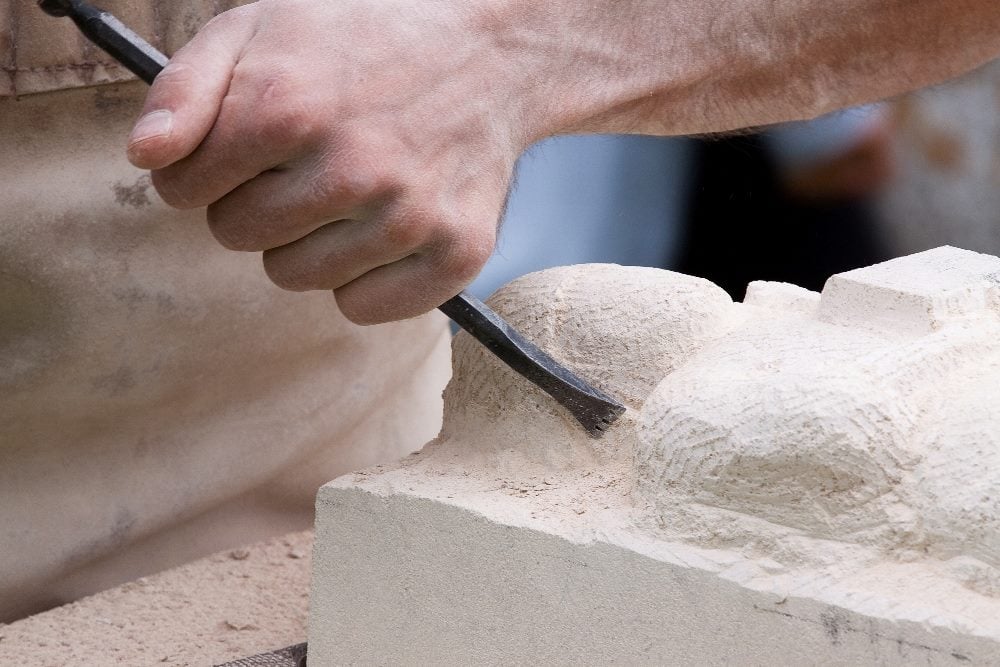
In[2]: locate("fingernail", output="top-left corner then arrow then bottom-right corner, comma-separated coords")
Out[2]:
128,110 -> 173,147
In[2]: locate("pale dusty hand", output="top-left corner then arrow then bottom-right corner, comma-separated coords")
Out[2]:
126,0 -> 538,324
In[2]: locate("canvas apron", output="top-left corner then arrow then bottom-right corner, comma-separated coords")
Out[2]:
0,0 -> 451,621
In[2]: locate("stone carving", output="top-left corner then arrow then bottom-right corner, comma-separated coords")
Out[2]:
311,247 -> 1000,663
446,248 -> 1000,591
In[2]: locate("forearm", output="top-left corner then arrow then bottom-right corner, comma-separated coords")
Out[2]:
126,0 -> 1000,324
495,0 -> 1000,139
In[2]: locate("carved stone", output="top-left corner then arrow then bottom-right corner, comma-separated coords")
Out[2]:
310,247 -> 1000,664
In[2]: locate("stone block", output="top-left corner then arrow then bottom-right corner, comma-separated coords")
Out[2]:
311,250 -> 1000,665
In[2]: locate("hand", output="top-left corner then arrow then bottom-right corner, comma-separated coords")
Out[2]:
127,0 -> 537,324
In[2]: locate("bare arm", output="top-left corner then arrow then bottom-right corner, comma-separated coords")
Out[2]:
516,0 -> 1000,137
127,0 -> 1000,324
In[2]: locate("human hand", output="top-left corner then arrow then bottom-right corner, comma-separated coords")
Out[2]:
127,0 -> 541,324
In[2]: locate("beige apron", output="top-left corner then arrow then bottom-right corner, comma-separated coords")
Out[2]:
0,1 -> 451,621
1,1 -> 250,97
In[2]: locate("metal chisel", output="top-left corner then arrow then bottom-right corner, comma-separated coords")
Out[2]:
39,0 -> 626,437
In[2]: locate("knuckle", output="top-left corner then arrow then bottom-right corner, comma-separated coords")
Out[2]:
431,218 -> 495,284
309,171 -> 366,209
150,168 -> 199,209
379,215 -> 427,251
259,104 -> 314,149
249,73 -> 318,148
205,204 -> 252,251
262,250 -> 310,291
446,241 -> 492,284
333,288 -> 384,326
311,151 -> 389,208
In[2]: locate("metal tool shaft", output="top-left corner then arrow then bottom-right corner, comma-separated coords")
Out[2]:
40,0 -> 166,84
438,292 -> 625,434
39,0 -> 626,436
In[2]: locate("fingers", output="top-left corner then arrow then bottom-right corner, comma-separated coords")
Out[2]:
208,151 -> 501,324
332,239 -> 493,325
127,6 -> 258,171
121,0 -> 515,324
151,66 -> 326,209
260,218 -> 419,292
261,205 -> 497,325
204,160 -> 389,250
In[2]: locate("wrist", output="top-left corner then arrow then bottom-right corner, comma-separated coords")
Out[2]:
470,0 -> 711,144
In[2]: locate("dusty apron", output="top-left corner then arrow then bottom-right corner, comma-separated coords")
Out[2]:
0,1 -> 450,621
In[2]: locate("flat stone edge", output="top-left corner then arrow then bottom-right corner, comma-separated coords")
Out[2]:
311,485 -> 999,665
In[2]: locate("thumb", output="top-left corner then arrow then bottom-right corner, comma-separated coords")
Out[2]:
127,6 -> 258,170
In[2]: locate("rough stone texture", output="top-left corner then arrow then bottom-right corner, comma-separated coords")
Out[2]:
311,249 -> 1000,664
0,531 -> 312,667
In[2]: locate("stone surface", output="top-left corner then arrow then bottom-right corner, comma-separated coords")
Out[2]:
313,490 -> 993,665
0,531 -> 312,667
311,249 -> 1000,664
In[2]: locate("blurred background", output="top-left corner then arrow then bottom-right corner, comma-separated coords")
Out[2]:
469,60 -> 1000,302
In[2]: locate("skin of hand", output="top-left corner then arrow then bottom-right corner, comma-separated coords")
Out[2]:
127,0 -> 536,324
128,0 -> 1000,324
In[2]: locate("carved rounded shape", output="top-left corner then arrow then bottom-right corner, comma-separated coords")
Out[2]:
637,334 -> 920,544
438,264 -> 739,465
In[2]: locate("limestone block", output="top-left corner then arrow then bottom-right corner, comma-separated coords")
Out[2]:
818,245 -> 1000,335
310,248 -> 1000,665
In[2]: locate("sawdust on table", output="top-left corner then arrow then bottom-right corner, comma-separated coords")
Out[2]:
0,531 -> 313,667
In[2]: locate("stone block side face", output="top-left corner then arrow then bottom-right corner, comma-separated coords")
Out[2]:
818,246 -> 1000,336
310,486 -> 995,665
310,252 -> 1000,662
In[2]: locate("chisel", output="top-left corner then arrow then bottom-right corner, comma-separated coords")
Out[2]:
38,0 -> 626,437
